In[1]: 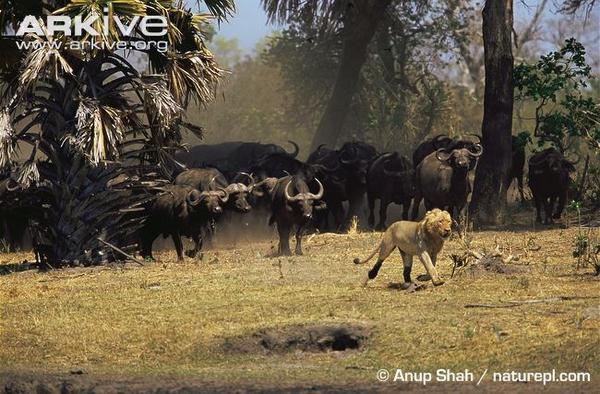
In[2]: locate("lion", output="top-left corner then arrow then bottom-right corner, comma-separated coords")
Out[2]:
354,208 -> 452,287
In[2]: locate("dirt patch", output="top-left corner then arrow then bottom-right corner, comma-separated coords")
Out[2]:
222,324 -> 369,354
464,256 -> 526,277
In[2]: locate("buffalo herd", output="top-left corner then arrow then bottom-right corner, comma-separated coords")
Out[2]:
133,135 -> 579,260
0,136 -> 581,259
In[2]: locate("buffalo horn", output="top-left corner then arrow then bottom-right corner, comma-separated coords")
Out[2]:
286,140 -> 300,158
186,190 -> 203,206
431,134 -> 449,149
208,175 -> 218,190
435,148 -> 452,162
467,143 -> 484,157
218,187 -> 229,203
284,180 -> 299,202
308,178 -> 325,200
238,172 -> 255,188
468,134 -> 482,144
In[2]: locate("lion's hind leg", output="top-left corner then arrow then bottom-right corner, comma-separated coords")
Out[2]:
400,250 -> 413,283
367,238 -> 396,280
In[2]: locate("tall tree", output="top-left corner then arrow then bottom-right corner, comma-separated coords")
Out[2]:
262,0 -> 393,150
263,0 -> 471,152
469,0 -> 514,225
309,0 -> 392,151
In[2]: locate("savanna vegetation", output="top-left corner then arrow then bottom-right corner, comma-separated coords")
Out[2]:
1,216 -> 599,391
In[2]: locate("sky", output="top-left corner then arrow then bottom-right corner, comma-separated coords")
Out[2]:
212,0 -> 278,53
205,0 -> 599,64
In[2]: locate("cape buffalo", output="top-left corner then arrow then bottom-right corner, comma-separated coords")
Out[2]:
413,135 -> 481,168
175,168 -> 254,213
245,152 -> 335,182
140,185 -> 229,261
0,177 -> 26,252
270,175 -> 324,256
367,152 -> 415,230
411,144 -> 483,222
528,148 -> 577,224
175,141 -> 299,174
175,168 -> 254,251
306,144 -> 334,163
307,141 -> 378,231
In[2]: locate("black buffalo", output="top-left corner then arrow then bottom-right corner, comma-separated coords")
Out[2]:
175,167 -> 254,251
528,148 -> 577,224
140,185 -> 228,261
412,144 -> 483,222
367,152 -> 415,230
269,175 -> 324,255
413,135 -> 481,168
307,141 -> 378,230
306,144 -> 334,163
245,151 -> 334,182
175,141 -> 299,174
175,168 -> 254,213
0,177 -> 26,251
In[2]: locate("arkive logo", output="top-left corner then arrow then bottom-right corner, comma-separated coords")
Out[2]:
14,10 -> 169,52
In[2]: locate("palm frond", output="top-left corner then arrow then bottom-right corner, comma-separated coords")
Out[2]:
261,0 -> 344,25
71,98 -> 126,165
163,50 -> 222,106
195,0 -> 235,20
17,160 -> 40,187
0,108 -> 16,168
54,0 -> 147,45
142,77 -> 183,129
18,26 -> 73,95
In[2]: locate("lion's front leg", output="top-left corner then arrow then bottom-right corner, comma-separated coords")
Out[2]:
400,251 -> 413,283
416,253 -> 436,281
418,251 -> 444,286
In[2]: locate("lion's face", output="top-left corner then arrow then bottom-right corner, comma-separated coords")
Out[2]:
423,209 -> 452,239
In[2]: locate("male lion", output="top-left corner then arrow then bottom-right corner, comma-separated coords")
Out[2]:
354,209 -> 452,287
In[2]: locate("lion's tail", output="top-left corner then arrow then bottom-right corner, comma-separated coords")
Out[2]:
353,242 -> 380,265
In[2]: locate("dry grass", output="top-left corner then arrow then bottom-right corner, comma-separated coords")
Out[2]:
1,224 -> 599,388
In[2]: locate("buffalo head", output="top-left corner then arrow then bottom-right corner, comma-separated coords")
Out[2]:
189,176 -> 230,214
339,142 -> 376,186
223,172 -> 255,213
284,178 -> 325,220
529,148 -> 578,176
435,143 -> 483,169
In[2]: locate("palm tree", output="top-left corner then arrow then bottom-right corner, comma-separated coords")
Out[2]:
261,0 -> 393,151
0,0 -> 235,266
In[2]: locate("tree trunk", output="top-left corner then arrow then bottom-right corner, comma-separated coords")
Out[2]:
469,0 -> 514,225
309,0 -> 392,151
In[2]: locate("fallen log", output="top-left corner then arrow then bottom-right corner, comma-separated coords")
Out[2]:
465,295 -> 600,308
